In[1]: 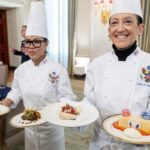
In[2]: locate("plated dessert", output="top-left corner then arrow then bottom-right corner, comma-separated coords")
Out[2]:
113,109 -> 150,137
59,103 -> 81,120
41,101 -> 99,127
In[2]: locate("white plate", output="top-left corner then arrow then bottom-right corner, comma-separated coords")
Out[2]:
0,104 -> 10,116
10,111 -> 46,128
41,101 -> 99,127
102,115 -> 150,144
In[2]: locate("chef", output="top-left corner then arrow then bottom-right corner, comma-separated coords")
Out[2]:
0,1 -> 76,150
83,0 -> 150,149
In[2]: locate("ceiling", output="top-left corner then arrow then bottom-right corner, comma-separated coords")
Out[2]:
0,0 -> 24,8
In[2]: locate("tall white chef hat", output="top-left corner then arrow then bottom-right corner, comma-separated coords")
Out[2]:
26,1 -> 48,38
110,0 -> 143,19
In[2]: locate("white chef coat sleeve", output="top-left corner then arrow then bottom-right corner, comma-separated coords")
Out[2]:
6,68 -> 22,108
82,63 -> 96,105
57,68 -> 76,102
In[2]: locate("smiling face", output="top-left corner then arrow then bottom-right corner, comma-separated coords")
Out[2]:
108,13 -> 144,49
25,36 -> 48,65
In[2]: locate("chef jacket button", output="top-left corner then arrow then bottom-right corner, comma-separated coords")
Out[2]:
104,77 -> 108,80
129,79 -> 133,82
133,62 -> 137,64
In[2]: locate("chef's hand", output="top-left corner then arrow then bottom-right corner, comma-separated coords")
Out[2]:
0,98 -> 13,107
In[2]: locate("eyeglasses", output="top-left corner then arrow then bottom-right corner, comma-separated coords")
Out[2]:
22,39 -> 47,48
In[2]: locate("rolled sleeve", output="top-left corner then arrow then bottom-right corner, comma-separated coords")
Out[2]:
6,89 -> 22,108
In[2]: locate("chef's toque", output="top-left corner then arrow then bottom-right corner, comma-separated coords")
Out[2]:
26,1 -> 48,38
110,0 -> 143,19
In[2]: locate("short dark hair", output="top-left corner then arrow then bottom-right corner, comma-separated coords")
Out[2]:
22,25 -> 27,28
136,15 -> 143,25
43,38 -> 49,42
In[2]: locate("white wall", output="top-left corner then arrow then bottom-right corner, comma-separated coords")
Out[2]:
75,0 -> 112,60
7,8 -> 21,66
75,0 -> 90,57
90,0 -> 112,59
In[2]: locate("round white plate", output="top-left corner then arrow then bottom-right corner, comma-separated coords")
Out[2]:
0,104 -> 10,116
41,101 -> 99,127
10,111 -> 46,128
102,115 -> 150,144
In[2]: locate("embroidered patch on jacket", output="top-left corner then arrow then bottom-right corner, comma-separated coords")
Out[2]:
48,71 -> 59,84
140,66 -> 150,82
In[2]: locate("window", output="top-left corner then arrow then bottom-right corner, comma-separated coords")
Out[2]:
44,0 -> 68,68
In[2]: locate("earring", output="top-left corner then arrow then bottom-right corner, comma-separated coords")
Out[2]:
136,35 -> 141,44
136,35 -> 140,40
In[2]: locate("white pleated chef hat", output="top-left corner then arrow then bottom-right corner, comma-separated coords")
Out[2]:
26,1 -> 48,38
110,0 -> 143,19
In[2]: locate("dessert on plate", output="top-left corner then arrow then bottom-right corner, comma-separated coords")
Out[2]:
59,103 -> 80,120
113,109 -> 150,136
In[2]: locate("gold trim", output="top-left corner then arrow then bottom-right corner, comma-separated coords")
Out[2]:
102,114 -> 150,145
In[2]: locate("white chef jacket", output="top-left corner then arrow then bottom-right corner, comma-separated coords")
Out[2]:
7,56 -> 76,150
83,48 -> 150,150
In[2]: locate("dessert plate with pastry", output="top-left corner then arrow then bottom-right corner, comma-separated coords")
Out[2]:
102,109 -> 150,144
41,100 -> 99,127
10,109 -> 46,128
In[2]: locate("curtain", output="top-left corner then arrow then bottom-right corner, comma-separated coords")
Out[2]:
67,0 -> 76,75
44,0 -> 69,69
139,0 -> 150,53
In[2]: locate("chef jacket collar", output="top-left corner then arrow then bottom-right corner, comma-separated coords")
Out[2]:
31,54 -> 48,66
111,47 -> 140,61
113,41 -> 137,61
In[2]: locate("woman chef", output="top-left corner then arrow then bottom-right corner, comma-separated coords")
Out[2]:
83,0 -> 150,149
0,1 -> 76,150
